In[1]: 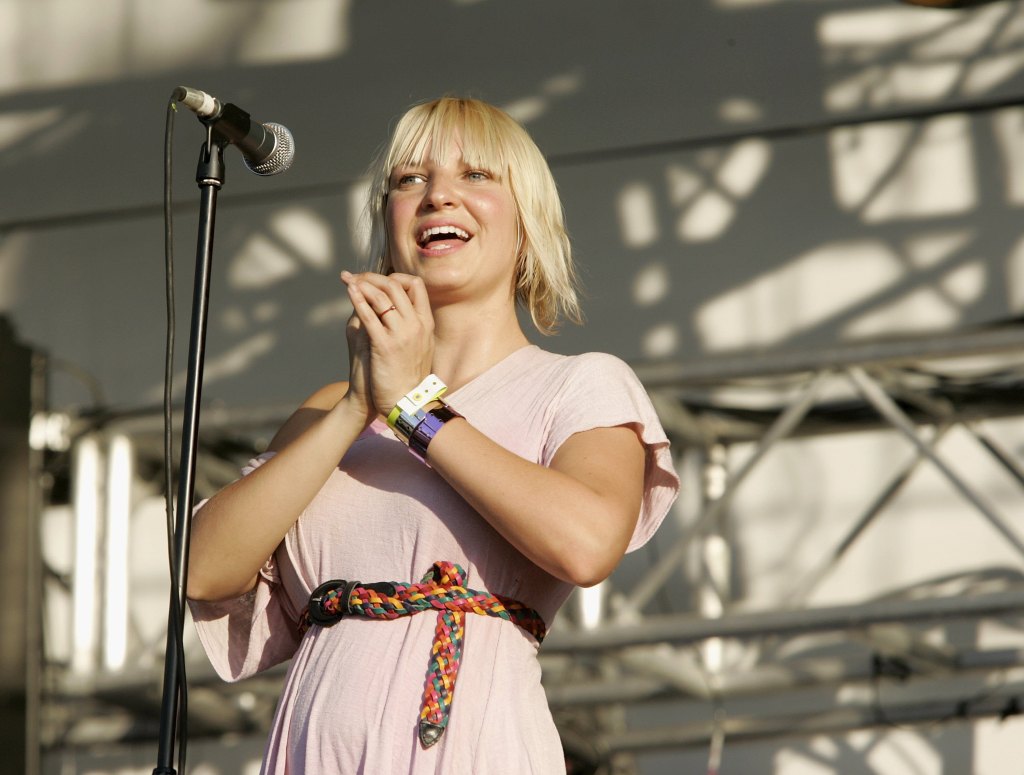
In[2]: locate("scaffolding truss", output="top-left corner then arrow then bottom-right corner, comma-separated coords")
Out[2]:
34,323 -> 1024,770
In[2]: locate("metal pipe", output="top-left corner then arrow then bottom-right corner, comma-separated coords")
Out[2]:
633,325 -> 1024,387
971,424 -> 1024,488
785,422 -> 953,606
545,647 -> 1024,707
847,367 -> 1024,560
547,586 -> 1024,653
599,677 -> 1024,753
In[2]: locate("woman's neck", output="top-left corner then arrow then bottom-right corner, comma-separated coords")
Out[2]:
429,300 -> 531,392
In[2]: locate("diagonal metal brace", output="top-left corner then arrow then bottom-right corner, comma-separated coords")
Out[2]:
620,371 -> 831,619
785,422 -> 953,606
847,366 -> 1024,560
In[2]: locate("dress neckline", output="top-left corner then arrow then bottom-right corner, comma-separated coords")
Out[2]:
367,345 -> 539,436
445,344 -> 538,400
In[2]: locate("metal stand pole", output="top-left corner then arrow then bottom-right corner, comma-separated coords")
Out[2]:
153,134 -> 225,775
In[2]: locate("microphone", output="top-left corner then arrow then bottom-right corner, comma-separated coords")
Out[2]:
173,86 -> 295,176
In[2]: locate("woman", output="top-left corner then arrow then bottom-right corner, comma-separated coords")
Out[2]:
187,97 -> 679,774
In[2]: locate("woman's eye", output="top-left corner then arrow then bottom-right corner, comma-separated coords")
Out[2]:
396,173 -> 425,187
466,170 -> 490,182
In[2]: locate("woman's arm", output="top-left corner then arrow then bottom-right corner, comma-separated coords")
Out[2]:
343,271 -> 649,588
427,420 -> 646,587
186,382 -> 367,601
189,295 -> 380,602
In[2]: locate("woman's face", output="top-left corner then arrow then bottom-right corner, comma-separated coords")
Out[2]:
385,137 -> 519,310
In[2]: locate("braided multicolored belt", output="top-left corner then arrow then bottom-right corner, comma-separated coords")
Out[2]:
299,560 -> 547,748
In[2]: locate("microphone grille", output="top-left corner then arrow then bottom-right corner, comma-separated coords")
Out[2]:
245,123 -> 295,176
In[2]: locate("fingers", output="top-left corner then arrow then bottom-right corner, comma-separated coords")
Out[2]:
343,312 -> 375,422
341,271 -> 430,321
340,271 -> 435,412
345,281 -> 389,337
401,273 -> 431,312
343,273 -> 434,350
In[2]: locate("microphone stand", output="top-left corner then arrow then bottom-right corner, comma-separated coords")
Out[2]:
153,125 -> 226,775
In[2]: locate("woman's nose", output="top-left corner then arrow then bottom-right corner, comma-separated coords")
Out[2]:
423,174 -> 457,209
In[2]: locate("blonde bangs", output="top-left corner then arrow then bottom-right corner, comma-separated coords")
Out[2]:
386,100 -> 511,182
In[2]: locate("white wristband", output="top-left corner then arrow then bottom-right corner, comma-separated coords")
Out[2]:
387,374 -> 448,436
396,374 -> 447,414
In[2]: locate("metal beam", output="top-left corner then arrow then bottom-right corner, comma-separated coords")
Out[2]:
546,586 -> 1024,653
633,325 -> 1024,387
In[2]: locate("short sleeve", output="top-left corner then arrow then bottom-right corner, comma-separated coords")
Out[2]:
540,352 -> 680,552
187,451 -> 302,681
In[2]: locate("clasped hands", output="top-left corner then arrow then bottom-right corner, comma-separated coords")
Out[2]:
340,270 -> 436,425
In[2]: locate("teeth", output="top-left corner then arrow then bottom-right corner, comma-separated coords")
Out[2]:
418,225 -> 470,244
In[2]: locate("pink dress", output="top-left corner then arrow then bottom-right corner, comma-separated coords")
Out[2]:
189,345 -> 679,774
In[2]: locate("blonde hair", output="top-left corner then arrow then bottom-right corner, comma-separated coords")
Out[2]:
365,97 -> 582,334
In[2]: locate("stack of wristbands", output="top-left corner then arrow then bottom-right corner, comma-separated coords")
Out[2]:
386,374 -> 463,464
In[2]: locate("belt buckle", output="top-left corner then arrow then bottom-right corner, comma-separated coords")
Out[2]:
308,579 -> 348,627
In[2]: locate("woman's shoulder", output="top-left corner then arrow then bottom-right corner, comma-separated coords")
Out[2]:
532,348 -> 635,380
512,349 -> 642,405
569,350 -> 632,370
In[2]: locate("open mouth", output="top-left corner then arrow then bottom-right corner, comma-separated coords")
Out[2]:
418,225 -> 471,247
